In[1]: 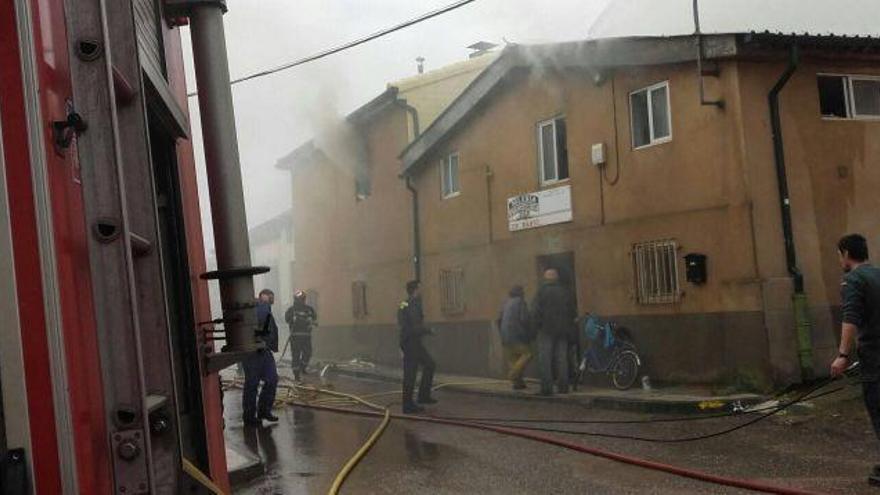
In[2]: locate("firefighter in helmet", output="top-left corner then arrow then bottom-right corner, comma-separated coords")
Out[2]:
284,290 -> 318,381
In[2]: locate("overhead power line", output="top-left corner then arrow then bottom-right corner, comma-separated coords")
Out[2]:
187,0 -> 480,97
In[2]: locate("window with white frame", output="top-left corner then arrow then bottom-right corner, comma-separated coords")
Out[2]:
632,239 -> 680,304
440,152 -> 460,198
537,117 -> 569,183
630,81 -> 672,149
439,268 -> 465,314
817,74 -> 880,119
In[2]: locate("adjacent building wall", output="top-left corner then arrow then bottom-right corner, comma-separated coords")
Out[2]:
735,56 -> 880,383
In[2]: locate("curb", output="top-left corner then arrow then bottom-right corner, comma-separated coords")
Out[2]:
226,445 -> 264,487
328,367 -> 766,415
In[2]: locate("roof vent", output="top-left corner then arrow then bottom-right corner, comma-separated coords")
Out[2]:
467,41 -> 497,59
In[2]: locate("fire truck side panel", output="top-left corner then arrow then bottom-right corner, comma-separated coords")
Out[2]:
0,78 -> 35,491
0,0 -> 64,491
2,0 -> 229,492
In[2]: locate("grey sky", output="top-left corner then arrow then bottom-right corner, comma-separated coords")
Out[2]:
181,0 -> 610,257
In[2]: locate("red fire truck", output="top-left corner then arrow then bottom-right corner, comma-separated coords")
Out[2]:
1,0 -> 263,493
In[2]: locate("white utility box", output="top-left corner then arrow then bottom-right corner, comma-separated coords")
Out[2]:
591,142 -> 607,167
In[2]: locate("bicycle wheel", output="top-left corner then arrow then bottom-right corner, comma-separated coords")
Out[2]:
610,351 -> 640,390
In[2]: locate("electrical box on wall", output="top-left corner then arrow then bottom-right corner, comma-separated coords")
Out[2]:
591,143 -> 606,167
684,253 -> 707,285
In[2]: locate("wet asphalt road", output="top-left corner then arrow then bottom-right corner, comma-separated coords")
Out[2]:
226,373 -> 880,494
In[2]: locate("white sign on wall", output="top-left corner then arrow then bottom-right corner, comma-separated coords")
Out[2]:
507,185 -> 573,232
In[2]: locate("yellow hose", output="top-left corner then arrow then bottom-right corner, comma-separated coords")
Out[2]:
326,405 -> 390,495
182,458 -> 226,495
220,374 -> 505,494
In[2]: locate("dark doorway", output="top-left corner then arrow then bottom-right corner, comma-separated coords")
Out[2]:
148,113 -> 208,469
536,251 -> 578,313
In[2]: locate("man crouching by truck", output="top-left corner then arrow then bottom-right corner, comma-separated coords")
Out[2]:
830,234 -> 880,487
398,280 -> 437,414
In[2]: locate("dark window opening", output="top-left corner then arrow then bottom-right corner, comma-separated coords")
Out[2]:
555,118 -> 569,180
537,117 -> 568,183
630,89 -> 650,148
818,75 -> 848,118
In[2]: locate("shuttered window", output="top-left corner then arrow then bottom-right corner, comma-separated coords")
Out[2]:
352,281 -> 367,319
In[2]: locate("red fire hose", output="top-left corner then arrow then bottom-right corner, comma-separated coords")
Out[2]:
296,401 -> 822,495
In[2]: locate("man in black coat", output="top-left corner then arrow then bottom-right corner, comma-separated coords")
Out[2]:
398,280 -> 437,413
532,268 -> 577,396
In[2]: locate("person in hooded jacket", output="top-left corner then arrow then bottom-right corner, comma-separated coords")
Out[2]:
497,285 -> 533,390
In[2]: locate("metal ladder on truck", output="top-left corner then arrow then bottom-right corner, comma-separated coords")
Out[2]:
64,0 -> 263,493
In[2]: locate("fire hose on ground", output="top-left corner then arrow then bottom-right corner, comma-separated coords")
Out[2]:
221,370 -> 855,495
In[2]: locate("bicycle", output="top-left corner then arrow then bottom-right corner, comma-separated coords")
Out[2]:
575,314 -> 642,390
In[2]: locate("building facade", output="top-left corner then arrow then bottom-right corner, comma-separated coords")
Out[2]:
276,54 -> 494,366
285,35 -> 880,386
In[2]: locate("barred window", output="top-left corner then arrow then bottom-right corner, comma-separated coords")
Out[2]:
352,281 -> 367,319
439,268 -> 465,314
632,239 -> 680,304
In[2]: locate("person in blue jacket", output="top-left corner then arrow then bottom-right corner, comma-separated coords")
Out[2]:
242,289 -> 279,426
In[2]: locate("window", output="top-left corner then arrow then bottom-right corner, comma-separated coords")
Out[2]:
537,117 -> 569,183
817,74 -> 880,119
439,268 -> 465,314
630,81 -> 672,148
352,281 -> 367,319
440,153 -> 460,198
632,239 -> 680,304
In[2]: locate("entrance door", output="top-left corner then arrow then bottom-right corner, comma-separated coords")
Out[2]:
536,252 -> 578,313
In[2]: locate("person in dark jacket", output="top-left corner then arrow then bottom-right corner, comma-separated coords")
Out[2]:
242,289 -> 279,426
284,290 -> 318,382
398,280 -> 437,413
532,269 -> 577,396
831,234 -> 880,486
497,285 -> 533,390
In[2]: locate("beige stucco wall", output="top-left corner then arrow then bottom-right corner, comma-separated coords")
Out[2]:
413,63 -> 763,320
291,106 -> 414,328
289,49 -> 880,384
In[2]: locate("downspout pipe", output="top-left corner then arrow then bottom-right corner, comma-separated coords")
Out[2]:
769,44 -> 802,292
174,0 -> 266,364
768,44 -> 813,380
396,100 -> 421,282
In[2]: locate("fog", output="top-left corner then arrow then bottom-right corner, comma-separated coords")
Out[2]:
180,0 -> 611,258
